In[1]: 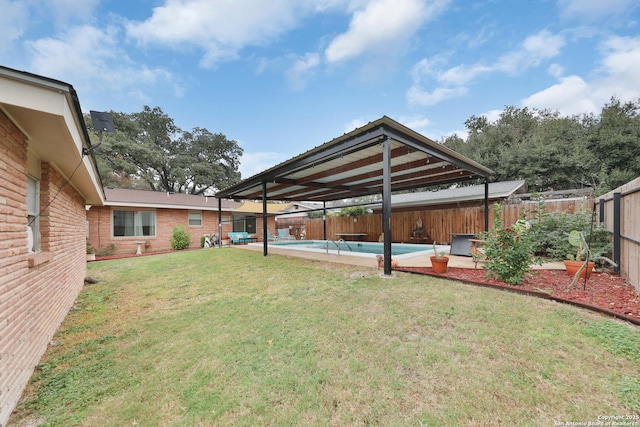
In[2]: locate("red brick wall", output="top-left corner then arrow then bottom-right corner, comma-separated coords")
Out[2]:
87,206 -> 278,253
0,111 -> 88,425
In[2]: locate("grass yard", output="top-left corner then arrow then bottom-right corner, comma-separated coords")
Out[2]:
10,249 -> 640,426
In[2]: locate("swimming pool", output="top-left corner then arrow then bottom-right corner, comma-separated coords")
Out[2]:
260,240 -> 449,260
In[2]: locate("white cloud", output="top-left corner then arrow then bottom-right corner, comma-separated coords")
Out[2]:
439,63 -> 492,86
407,30 -> 565,106
126,0 -> 316,68
285,52 -> 321,91
343,118 -> 369,133
594,36 -> 640,101
239,151 -> 287,178
548,63 -> 565,78
25,25 -> 173,101
482,109 -> 503,124
44,0 -> 101,26
521,35 -> 640,116
325,0 -> 449,63
398,115 -> 431,135
406,85 -> 468,106
0,0 -> 29,53
409,56 -> 448,80
521,75 -> 598,115
496,30 -> 565,74
558,0 -> 638,20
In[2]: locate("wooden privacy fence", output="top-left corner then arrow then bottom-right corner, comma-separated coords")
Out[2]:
300,198 -> 593,244
598,177 -> 640,292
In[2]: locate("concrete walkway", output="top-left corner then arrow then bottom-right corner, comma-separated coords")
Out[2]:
234,243 -> 566,271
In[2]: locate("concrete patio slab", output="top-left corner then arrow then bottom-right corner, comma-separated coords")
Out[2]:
234,243 -> 566,271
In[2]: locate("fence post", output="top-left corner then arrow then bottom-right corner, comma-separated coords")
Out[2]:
484,179 -> 489,231
599,198 -> 605,224
613,193 -> 621,273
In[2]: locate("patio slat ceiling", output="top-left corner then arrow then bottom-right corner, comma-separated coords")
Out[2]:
216,116 -> 493,202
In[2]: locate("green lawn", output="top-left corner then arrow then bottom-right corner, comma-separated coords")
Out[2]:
10,249 -> 640,426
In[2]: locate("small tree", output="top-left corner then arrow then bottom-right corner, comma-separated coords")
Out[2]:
170,225 -> 191,250
480,204 -> 540,285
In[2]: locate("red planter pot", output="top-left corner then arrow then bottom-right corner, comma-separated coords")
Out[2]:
431,256 -> 449,274
564,260 -> 595,279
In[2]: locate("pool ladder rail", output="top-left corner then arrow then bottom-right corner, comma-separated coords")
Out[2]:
326,238 -> 353,256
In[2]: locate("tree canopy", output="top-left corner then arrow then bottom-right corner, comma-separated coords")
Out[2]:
443,97 -> 640,195
87,98 -> 640,197
87,106 -> 243,195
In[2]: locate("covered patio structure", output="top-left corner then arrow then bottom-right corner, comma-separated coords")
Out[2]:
215,116 -> 493,275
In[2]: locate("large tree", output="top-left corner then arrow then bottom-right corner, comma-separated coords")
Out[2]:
87,106 -> 242,194
587,97 -> 640,193
443,104 -> 629,194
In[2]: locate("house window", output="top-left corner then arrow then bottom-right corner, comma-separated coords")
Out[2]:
27,175 -> 40,252
112,210 -> 156,237
188,211 -> 202,226
232,214 -> 256,233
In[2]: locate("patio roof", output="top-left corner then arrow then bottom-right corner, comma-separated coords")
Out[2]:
215,116 -> 493,202
215,116 -> 494,275
235,201 -> 293,213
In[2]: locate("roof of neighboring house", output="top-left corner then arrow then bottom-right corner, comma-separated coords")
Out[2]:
370,180 -> 527,210
235,201 -> 294,213
0,65 -> 104,205
103,188 -> 243,210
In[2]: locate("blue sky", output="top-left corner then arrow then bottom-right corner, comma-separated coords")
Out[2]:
1,0 -> 639,178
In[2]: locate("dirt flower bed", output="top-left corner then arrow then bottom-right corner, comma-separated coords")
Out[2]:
396,266 -> 640,324
94,248 -> 192,261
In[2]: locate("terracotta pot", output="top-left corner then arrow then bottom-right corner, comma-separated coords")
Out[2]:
376,256 -> 398,269
564,260 -> 595,279
430,256 -> 449,274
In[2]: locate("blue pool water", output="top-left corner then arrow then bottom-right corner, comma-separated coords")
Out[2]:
267,240 -> 448,259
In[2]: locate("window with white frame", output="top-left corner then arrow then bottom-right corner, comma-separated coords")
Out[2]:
188,211 -> 203,226
27,175 -> 40,252
112,209 -> 156,237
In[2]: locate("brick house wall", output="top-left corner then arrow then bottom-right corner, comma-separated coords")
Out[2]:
0,111 -> 88,425
87,205 -> 278,254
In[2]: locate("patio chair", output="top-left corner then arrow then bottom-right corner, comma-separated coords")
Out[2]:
266,229 -> 279,241
277,228 -> 295,240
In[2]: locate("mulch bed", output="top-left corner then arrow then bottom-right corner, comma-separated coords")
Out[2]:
396,266 -> 640,325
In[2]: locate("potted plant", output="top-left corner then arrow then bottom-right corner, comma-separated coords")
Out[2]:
375,255 -> 398,269
430,241 -> 449,273
564,230 -> 616,284
221,235 -> 231,246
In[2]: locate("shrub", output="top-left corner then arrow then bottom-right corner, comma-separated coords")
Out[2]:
170,225 -> 191,250
95,243 -> 116,257
527,206 -> 611,261
480,204 -> 539,285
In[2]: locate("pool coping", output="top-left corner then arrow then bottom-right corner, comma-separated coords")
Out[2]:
260,240 -> 447,260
